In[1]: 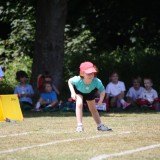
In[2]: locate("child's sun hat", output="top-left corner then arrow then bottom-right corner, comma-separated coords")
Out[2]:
79,62 -> 97,75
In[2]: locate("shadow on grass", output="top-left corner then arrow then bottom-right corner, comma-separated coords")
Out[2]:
23,105 -> 158,119
23,110 -> 90,118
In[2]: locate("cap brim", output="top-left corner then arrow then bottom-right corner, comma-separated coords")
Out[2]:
84,68 -> 97,74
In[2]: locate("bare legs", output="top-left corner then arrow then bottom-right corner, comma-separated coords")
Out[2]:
87,100 -> 101,125
75,94 -> 83,124
75,94 -> 101,125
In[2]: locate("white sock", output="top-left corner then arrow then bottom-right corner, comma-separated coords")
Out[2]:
120,99 -> 125,105
77,123 -> 83,126
97,123 -> 103,127
35,102 -> 41,109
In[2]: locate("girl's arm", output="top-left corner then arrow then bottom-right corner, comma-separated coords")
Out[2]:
52,85 -> 60,95
68,79 -> 77,100
39,98 -> 50,105
25,93 -> 34,98
106,93 -> 110,99
98,90 -> 105,107
37,74 -> 42,89
49,100 -> 58,107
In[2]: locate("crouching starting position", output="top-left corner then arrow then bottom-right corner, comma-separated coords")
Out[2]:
68,61 -> 112,132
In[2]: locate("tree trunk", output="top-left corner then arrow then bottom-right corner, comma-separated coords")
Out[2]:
31,0 -> 68,93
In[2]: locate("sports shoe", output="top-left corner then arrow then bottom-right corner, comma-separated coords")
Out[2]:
97,124 -> 112,131
76,125 -> 84,132
32,108 -> 41,112
122,102 -> 131,109
43,105 -> 53,112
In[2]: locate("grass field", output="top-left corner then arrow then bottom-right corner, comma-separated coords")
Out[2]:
0,111 -> 160,160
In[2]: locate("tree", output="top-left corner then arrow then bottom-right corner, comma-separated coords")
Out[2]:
31,0 -> 68,92
1,0 -> 160,94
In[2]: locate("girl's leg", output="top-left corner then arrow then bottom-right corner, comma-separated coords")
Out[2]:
86,100 -> 101,125
34,101 -> 41,110
50,100 -> 58,108
87,99 -> 112,131
76,94 -> 83,125
117,94 -> 130,109
153,101 -> 160,112
117,93 -> 126,105
33,99 -> 43,111
110,96 -> 118,108
116,100 -> 121,108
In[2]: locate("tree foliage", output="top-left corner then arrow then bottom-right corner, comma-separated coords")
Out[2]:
67,0 -> 160,50
0,1 -> 34,93
0,0 -> 160,94
0,1 -> 35,58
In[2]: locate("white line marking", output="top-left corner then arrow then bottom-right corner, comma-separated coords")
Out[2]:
0,131 -> 132,154
0,132 -> 31,138
90,143 -> 160,160
0,131 -> 77,138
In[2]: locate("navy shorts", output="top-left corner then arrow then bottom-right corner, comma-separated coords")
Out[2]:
74,87 -> 98,101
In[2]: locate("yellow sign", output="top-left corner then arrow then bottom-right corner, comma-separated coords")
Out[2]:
0,95 -> 23,122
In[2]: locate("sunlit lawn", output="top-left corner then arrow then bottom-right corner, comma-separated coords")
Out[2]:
0,110 -> 160,160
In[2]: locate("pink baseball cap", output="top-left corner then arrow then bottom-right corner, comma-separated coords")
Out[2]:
79,62 -> 97,74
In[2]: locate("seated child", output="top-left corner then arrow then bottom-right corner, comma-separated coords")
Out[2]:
0,66 -> 4,81
37,71 -> 50,93
33,82 -> 58,111
37,72 -> 60,95
106,71 -> 130,109
14,70 -> 34,110
126,77 -> 144,104
43,75 -> 60,95
137,78 -> 160,111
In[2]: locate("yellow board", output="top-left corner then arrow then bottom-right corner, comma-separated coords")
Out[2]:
0,95 -> 23,122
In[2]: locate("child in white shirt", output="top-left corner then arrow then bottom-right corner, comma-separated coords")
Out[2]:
106,72 -> 130,109
126,77 -> 144,104
137,78 -> 160,111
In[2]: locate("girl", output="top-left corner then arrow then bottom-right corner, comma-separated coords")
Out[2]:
68,61 -> 112,132
14,70 -> 34,110
106,71 -> 130,109
43,75 -> 60,95
33,82 -> 58,111
37,72 -> 60,95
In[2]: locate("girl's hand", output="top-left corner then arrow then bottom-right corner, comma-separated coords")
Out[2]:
18,94 -> 22,97
98,100 -> 102,107
22,93 -> 28,97
71,93 -> 77,100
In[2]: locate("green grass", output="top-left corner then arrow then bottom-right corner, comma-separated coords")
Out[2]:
0,111 -> 160,160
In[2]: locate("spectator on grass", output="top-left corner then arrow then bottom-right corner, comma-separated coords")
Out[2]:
37,71 -> 60,95
43,75 -> 60,95
106,71 -> 130,109
33,81 -> 58,112
0,66 -> 4,81
37,71 -> 50,93
126,77 -> 144,104
137,78 -> 160,111
14,70 -> 34,110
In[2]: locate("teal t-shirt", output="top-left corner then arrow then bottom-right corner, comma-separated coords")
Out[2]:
69,76 -> 105,94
